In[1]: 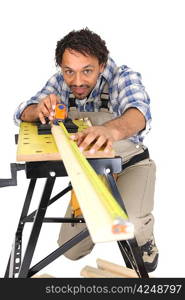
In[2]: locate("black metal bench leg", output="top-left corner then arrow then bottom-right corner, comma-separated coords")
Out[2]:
28,229 -> 90,277
104,171 -> 149,278
118,238 -> 149,278
117,240 -> 133,269
18,176 -> 55,278
5,179 -> 37,278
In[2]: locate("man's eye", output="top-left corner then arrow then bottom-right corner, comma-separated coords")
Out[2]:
65,70 -> 73,75
83,69 -> 92,75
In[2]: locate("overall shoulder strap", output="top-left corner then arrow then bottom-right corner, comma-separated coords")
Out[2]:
100,82 -> 109,109
68,93 -> 76,109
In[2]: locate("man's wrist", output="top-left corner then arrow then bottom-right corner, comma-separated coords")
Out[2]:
103,123 -> 123,142
20,104 -> 39,122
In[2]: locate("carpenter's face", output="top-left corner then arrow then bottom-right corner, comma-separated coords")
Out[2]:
61,49 -> 104,99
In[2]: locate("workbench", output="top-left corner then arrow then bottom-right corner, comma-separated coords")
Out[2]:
1,120 -> 149,278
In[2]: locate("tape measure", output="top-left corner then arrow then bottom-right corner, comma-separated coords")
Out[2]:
51,122 -> 134,243
54,103 -> 68,123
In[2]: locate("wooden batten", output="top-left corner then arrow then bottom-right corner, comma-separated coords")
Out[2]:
96,258 -> 139,278
80,266 -> 126,278
51,123 -> 133,243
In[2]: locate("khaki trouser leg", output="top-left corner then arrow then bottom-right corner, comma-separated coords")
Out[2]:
57,204 -> 94,260
116,158 -> 156,246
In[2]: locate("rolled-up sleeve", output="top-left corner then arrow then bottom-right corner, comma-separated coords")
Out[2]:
13,73 -> 62,125
117,67 -> 152,138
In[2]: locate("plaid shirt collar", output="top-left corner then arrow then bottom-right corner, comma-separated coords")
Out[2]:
101,56 -> 118,84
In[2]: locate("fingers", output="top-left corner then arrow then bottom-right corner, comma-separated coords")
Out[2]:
70,126 -> 113,154
50,94 -> 60,111
38,112 -> 46,124
38,94 -> 60,123
79,134 -> 105,153
70,132 -> 86,148
103,140 -> 113,153
48,94 -> 61,121
87,135 -> 107,154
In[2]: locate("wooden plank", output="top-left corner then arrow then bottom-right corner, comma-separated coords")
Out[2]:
32,273 -> 55,278
81,258 -> 152,278
80,266 -> 125,278
51,123 -> 134,243
96,258 -> 139,278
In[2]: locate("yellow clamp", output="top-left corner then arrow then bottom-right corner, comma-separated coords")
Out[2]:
70,175 -> 114,218
70,189 -> 82,217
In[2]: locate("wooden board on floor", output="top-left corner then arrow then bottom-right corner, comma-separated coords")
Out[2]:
80,265 -> 126,278
32,273 -> 55,278
96,258 -> 139,278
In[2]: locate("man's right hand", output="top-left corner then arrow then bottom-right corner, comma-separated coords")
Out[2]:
36,94 -> 60,124
21,94 -> 60,124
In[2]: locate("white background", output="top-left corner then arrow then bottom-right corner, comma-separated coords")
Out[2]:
0,0 -> 185,278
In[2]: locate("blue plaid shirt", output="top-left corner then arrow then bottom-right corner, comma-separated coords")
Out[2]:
14,56 -> 152,143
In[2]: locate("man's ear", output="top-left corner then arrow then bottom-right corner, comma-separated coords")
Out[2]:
100,63 -> 105,73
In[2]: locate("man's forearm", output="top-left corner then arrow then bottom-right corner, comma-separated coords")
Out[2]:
104,108 -> 146,141
20,104 -> 39,122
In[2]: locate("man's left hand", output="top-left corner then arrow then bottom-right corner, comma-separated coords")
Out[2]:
70,125 -> 116,154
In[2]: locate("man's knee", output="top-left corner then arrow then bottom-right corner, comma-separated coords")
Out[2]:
57,235 -> 94,260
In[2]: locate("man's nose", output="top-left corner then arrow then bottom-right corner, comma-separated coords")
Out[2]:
73,73 -> 83,86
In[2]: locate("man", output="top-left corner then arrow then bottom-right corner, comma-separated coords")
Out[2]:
14,28 -> 158,272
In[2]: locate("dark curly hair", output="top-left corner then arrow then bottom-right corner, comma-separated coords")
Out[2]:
55,28 -> 109,66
